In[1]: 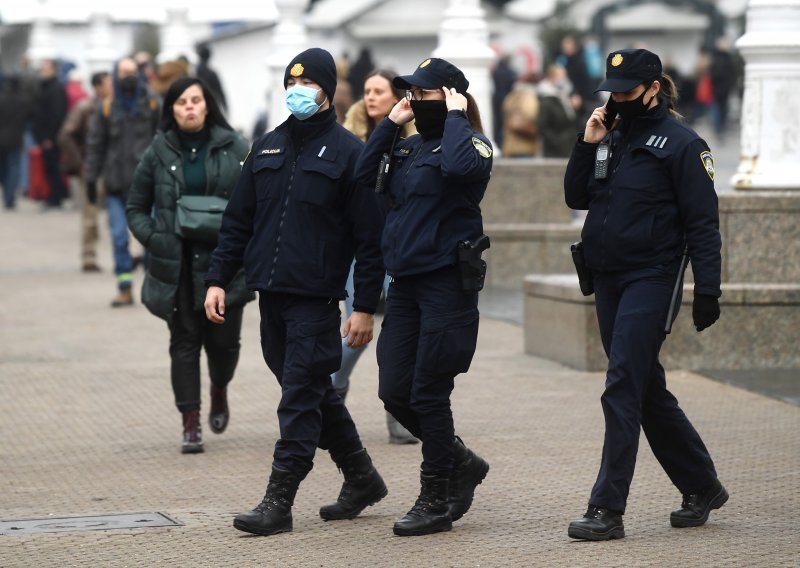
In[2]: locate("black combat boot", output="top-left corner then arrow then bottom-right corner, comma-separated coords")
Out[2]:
670,478 -> 729,528
208,384 -> 229,434
233,467 -> 301,536
393,473 -> 452,537
181,409 -> 204,454
319,449 -> 388,520
568,505 -> 625,541
448,436 -> 490,521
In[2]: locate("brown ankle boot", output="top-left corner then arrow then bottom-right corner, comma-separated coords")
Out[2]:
181,409 -> 204,454
209,384 -> 230,434
110,288 -> 133,308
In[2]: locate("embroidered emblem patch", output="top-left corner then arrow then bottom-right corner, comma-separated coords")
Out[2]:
472,137 -> 492,159
290,63 -> 304,77
700,150 -> 715,181
611,54 -> 623,67
420,59 -> 431,68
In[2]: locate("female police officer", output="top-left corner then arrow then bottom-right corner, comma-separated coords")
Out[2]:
564,48 -> 727,541
204,48 -> 388,536
355,58 -> 491,537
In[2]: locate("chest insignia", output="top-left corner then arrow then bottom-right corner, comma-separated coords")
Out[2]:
261,148 -> 282,155
645,135 -> 668,149
700,150 -> 715,181
472,137 -> 493,159
398,148 -> 411,155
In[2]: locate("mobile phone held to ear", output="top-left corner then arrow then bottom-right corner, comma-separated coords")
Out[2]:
603,95 -> 618,131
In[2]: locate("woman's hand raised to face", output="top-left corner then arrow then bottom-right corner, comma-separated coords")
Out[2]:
388,98 -> 414,125
442,87 -> 467,112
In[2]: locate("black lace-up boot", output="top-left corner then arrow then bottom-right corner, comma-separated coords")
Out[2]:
448,436 -> 489,521
393,473 -> 452,537
319,449 -> 388,520
670,478 -> 729,528
568,505 -> 625,541
233,467 -> 301,535
181,409 -> 204,454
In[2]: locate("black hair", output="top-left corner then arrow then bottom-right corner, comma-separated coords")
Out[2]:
656,73 -> 682,118
90,71 -> 109,88
159,77 -> 232,132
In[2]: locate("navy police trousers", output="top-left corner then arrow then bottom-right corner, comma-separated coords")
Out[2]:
259,292 -> 362,477
590,261 -> 717,513
377,266 -> 480,476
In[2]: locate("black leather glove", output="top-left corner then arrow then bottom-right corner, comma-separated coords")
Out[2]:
692,294 -> 720,332
86,181 -> 97,205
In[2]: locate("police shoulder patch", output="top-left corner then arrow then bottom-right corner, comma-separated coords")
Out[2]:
472,137 -> 492,159
700,150 -> 715,181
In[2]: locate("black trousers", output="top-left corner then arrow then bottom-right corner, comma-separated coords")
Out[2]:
377,266 -> 479,476
259,292 -> 362,478
41,144 -> 67,206
589,261 -> 717,513
168,265 -> 244,413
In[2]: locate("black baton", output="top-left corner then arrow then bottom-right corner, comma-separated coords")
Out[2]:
664,246 -> 690,334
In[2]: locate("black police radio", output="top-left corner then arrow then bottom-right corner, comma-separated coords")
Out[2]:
594,141 -> 612,180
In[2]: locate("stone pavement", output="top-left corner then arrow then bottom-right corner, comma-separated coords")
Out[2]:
0,199 -> 797,568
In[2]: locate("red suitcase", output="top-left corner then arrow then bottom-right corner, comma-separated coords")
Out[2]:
27,146 -> 51,201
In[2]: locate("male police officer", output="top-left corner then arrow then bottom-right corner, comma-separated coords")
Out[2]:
204,48 -> 387,536
564,48 -> 727,540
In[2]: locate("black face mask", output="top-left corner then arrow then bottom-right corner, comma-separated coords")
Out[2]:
410,100 -> 448,139
120,76 -> 138,95
615,83 -> 655,120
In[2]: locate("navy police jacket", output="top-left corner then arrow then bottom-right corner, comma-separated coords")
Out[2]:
564,103 -> 721,297
355,111 -> 492,278
205,109 -> 385,312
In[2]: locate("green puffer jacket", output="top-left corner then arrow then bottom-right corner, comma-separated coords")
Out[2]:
126,125 -> 255,322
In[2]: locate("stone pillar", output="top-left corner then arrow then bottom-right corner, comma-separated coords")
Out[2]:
86,11 -> 118,75
433,0 -> 496,145
732,0 -> 800,190
266,0 -> 311,131
158,6 -> 195,64
27,0 -> 57,65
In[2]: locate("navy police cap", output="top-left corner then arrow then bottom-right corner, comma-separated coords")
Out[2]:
393,58 -> 469,93
595,48 -> 662,93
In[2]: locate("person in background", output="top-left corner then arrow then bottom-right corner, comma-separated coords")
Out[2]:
84,57 -> 160,307
64,68 -> 89,111
332,57 -> 353,125
0,74 -> 33,210
195,44 -> 228,113
354,58 -> 492,537
205,48 -> 387,537
564,48 -> 727,541
557,35 -> 596,123
491,54 -> 518,151
501,72 -> 539,158
709,38 -> 738,140
127,77 -> 253,454
537,64 -> 582,158
341,69 -> 417,444
58,71 -> 113,272
31,59 -> 68,210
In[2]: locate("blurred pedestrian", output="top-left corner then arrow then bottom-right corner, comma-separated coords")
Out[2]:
341,69 -> 417,444
347,47 -> 374,100
354,58 -> 491,537
58,71 -> 112,271
537,65 -> 582,158
195,44 -> 228,112
709,39 -> 737,140
501,72 -> 539,157
0,74 -> 33,210
557,35 -> 597,122
31,59 -> 68,209
127,77 -> 254,454
492,54 -> 518,150
84,57 -> 160,307
332,57 -> 353,124
205,47 -> 387,536
564,48 -> 727,541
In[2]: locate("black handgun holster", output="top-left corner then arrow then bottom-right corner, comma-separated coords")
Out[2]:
458,235 -> 490,292
571,241 -> 594,296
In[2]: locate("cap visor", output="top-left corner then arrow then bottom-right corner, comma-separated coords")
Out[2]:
392,73 -> 441,90
594,77 -> 642,93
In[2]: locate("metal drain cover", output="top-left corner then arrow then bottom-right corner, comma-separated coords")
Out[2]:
0,512 -> 182,535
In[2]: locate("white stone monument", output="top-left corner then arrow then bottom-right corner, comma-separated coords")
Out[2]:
433,0 -> 496,144
732,0 -> 800,190
86,11 -> 119,75
266,0 -> 312,131
158,6 -> 195,64
26,0 -> 56,65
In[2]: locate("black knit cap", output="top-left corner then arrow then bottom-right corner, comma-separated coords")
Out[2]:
595,48 -> 662,93
283,47 -> 337,102
393,57 -> 469,93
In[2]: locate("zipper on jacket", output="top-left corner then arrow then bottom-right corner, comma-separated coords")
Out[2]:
268,140 -> 302,288
389,143 -> 424,273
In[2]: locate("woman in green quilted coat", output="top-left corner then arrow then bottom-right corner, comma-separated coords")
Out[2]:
127,77 -> 254,454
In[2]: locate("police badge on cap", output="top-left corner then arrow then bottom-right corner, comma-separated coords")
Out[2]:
595,48 -> 662,93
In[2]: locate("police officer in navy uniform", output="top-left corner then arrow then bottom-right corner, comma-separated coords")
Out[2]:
355,58 -> 491,537
204,48 -> 388,536
564,48 -> 728,541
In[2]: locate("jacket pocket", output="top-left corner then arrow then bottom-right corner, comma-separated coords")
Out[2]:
297,158 -> 345,208
252,154 -> 285,201
287,310 -> 342,378
419,306 -> 480,376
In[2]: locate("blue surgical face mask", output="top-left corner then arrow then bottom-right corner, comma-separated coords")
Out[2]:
285,85 -> 323,120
